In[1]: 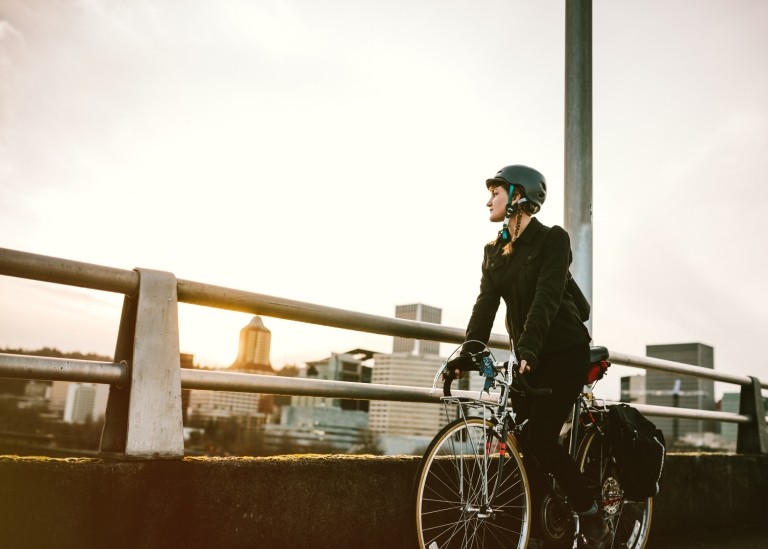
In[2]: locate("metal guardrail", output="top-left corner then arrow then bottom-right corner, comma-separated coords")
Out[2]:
608,351 -> 760,387
1,246 -> 767,457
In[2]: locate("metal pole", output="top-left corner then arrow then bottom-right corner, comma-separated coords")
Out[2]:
0,247 -> 138,295
0,354 -> 126,385
564,0 -> 593,333
565,0 -> 593,456
180,369 -> 498,404
609,350 -> 755,386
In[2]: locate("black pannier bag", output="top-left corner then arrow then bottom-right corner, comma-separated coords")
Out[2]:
606,404 -> 666,501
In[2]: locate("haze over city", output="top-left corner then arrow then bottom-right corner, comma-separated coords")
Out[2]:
1,1 -> 767,402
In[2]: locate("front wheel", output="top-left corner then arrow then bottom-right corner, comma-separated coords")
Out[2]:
413,417 -> 531,549
577,427 -> 653,549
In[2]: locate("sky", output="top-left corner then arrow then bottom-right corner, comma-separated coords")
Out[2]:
1,0 -> 767,402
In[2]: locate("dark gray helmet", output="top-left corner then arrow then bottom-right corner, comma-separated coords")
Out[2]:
486,164 -> 547,214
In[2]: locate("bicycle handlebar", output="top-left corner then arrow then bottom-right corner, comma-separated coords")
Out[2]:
441,352 -> 552,398
442,354 -> 480,397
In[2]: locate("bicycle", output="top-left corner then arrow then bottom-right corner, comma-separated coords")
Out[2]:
413,343 -> 653,549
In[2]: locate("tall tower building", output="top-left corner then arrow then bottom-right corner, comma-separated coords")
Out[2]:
644,342 -> 716,443
369,304 -> 446,454
392,303 -> 442,356
188,317 -> 278,429
232,316 -> 273,373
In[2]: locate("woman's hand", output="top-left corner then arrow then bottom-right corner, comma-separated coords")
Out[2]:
441,354 -> 476,380
440,368 -> 463,380
517,347 -> 537,374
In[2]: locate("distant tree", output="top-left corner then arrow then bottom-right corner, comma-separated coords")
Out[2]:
0,346 -> 112,362
276,364 -> 301,377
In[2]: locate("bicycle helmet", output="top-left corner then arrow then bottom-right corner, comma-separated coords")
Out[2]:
486,164 -> 547,214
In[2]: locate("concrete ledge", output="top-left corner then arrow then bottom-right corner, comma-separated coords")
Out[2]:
649,453 -> 768,538
0,454 -> 422,549
1,453 -> 766,549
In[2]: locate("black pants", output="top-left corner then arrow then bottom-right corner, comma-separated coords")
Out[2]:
512,342 -> 593,513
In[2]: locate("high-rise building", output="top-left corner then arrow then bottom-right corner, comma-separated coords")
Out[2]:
370,304 -> 447,453
369,352 -> 446,454
233,316 -> 273,373
393,303 -> 442,356
187,317 -> 277,427
622,342 -> 716,444
63,384 -> 97,424
52,381 -> 109,423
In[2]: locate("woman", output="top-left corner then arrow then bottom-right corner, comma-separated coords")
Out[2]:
463,164 -> 610,549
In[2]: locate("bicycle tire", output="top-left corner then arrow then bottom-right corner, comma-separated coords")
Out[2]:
414,417 -> 531,549
577,426 -> 653,549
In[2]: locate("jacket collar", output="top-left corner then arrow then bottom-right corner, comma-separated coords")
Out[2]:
489,216 -> 544,256
513,216 -> 544,246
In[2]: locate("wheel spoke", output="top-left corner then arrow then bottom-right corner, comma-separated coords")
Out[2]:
415,418 -> 531,548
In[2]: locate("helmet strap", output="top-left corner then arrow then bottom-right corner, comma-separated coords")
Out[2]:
500,197 -> 527,242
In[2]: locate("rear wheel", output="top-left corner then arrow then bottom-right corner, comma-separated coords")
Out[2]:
414,417 -> 531,548
577,427 -> 653,549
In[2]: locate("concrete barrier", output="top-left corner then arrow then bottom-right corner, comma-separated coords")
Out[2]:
650,453 -> 768,539
1,453 -> 766,549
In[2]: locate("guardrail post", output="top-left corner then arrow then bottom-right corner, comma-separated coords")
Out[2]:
100,268 -> 184,459
737,376 -> 768,454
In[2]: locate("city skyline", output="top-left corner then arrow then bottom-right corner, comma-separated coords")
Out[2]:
1,1 -> 767,405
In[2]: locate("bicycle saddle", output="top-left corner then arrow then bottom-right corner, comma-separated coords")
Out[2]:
589,346 -> 609,363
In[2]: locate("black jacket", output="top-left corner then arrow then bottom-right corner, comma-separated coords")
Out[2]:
465,217 -> 591,363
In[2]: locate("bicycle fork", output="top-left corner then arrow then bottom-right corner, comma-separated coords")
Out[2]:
476,421 -> 510,518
